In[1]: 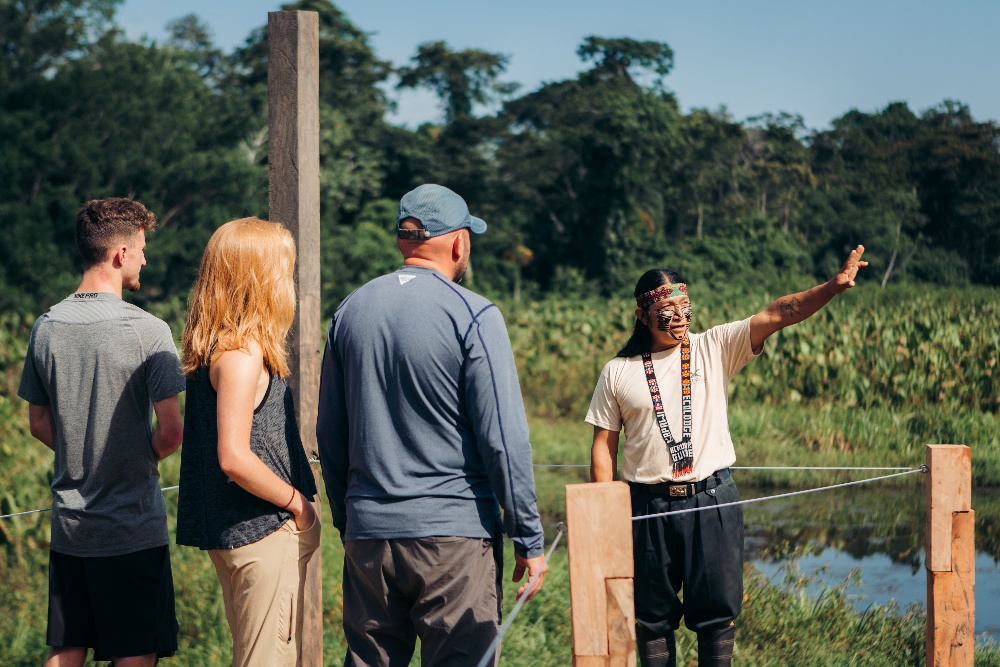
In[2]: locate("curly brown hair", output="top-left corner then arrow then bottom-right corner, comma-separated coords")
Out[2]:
75,198 -> 157,268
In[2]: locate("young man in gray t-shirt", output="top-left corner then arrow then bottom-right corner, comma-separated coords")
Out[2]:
18,198 -> 185,667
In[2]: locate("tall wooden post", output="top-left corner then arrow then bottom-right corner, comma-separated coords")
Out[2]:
268,11 -> 322,667
566,482 -> 636,666
926,445 -> 974,667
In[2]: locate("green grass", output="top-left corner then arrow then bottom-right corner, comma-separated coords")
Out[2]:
2,286 -> 1000,665
3,411 -> 999,666
529,401 -> 1000,488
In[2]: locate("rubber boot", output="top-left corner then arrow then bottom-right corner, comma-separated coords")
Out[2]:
696,622 -> 736,667
636,626 -> 676,667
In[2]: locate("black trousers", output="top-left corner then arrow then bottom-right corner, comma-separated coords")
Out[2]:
631,472 -> 744,637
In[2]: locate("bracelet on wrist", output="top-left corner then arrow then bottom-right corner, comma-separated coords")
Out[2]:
281,486 -> 296,510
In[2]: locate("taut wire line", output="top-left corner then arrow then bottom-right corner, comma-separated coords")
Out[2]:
631,468 -> 925,523
0,507 -> 51,520
2,465 -> 928,521
475,522 -> 567,667
0,485 -> 179,521
532,464 -> 920,471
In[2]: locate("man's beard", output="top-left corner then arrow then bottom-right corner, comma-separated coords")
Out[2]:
453,257 -> 469,283
125,277 -> 141,292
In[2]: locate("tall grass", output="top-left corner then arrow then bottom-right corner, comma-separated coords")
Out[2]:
505,283 -> 1000,420
2,287 -> 999,665
3,412 -> 998,665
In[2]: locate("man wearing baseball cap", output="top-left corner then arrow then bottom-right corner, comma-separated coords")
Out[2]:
318,184 -> 547,666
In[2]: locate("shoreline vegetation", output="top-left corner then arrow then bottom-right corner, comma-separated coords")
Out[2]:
2,285 -> 998,665
4,0 -> 999,662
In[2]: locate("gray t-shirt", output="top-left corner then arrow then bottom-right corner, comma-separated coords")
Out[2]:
17,292 -> 186,557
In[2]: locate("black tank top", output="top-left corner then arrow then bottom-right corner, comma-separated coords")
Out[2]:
176,367 -> 318,550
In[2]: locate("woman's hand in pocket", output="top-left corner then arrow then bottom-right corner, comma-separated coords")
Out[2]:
291,491 -> 317,531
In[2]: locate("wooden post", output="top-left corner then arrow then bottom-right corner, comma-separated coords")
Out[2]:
268,11 -> 322,667
926,445 -> 974,667
566,482 -> 636,667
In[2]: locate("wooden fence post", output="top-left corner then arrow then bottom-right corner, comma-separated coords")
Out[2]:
926,444 -> 974,667
268,11 -> 322,667
566,482 -> 636,667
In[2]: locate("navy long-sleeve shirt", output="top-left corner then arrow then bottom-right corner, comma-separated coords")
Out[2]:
317,265 -> 544,558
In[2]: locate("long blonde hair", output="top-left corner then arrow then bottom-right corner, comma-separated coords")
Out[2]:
181,217 -> 296,377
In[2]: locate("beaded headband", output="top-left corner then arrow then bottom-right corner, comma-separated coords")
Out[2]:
636,282 -> 688,309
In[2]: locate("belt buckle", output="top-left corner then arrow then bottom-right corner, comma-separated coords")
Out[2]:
669,485 -> 687,497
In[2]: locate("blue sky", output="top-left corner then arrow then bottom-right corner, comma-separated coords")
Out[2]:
116,0 -> 1000,131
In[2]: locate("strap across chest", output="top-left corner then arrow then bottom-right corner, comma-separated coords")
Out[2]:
641,338 -> 694,476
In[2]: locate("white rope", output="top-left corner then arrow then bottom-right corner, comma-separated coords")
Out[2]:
732,466 -> 918,471
3,465 -> 921,519
0,485 -> 180,521
0,507 -> 51,520
532,464 -> 918,471
475,522 -> 567,667
631,468 -> 925,522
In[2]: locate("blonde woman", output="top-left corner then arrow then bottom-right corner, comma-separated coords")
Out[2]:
176,218 -> 319,667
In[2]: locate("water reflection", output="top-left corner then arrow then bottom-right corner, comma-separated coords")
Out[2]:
742,480 -> 1000,642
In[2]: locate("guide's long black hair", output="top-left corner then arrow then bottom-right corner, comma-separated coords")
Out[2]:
615,268 -> 688,358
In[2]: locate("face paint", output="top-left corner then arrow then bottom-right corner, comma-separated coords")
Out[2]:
654,305 -> 693,338
655,308 -> 674,331
653,306 -> 692,327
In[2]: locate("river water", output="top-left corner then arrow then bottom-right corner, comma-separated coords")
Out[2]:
740,479 -> 1000,644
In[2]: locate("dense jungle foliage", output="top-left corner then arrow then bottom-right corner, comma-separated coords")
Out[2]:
3,292 -> 1000,664
3,2 -> 1000,663
3,0 -> 1000,325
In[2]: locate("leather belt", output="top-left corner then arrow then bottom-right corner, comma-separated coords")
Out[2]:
629,468 -> 731,498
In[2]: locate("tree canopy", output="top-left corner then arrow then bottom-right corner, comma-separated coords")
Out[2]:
2,0 -> 998,322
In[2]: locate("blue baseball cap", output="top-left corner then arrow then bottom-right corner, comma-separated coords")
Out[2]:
396,184 -> 487,239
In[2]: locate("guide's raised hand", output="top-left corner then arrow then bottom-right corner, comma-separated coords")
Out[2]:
829,245 -> 868,294
750,243 -> 869,349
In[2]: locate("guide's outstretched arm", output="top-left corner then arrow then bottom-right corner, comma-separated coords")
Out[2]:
749,245 -> 867,352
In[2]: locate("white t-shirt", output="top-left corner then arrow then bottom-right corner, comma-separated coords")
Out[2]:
585,317 -> 759,483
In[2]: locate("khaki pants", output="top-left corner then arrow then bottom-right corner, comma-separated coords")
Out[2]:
209,514 -> 320,667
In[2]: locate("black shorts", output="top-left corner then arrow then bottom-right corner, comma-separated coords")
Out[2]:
47,545 -> 178,662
